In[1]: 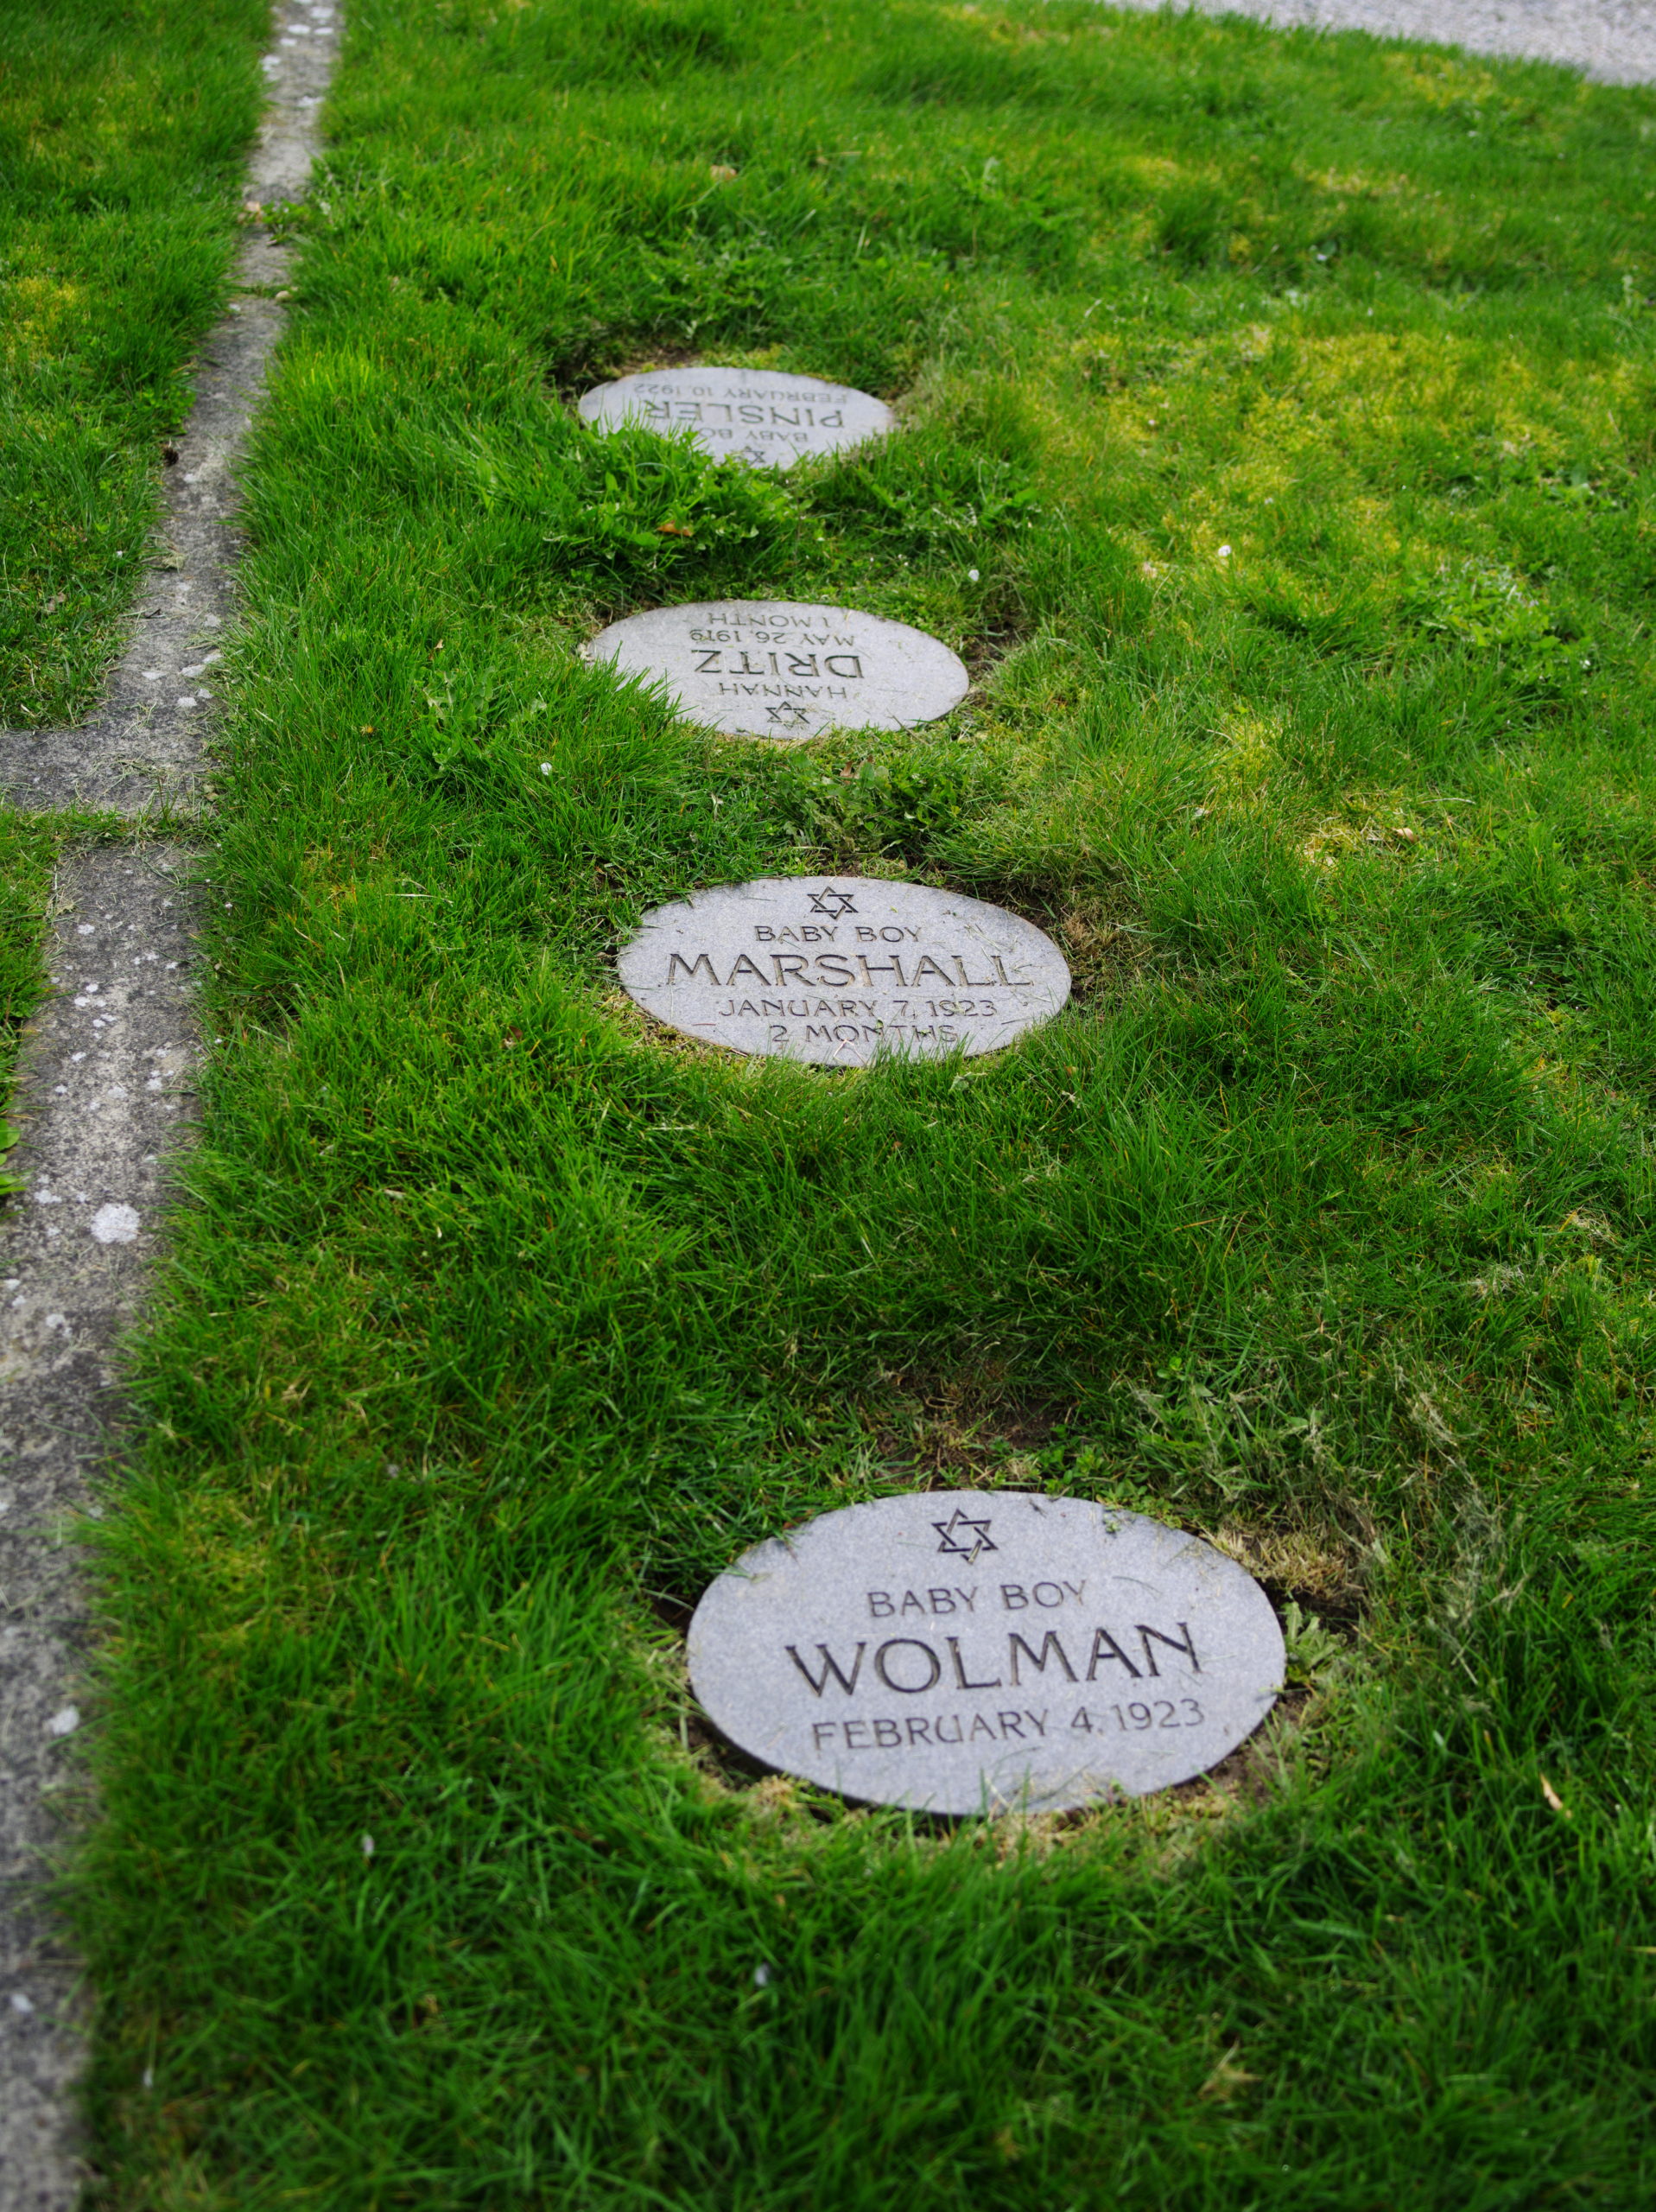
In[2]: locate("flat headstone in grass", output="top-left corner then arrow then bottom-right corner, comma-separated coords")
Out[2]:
617,876 -> 1069,1065
577,366 -> 891,469
688,1493 -> 1285,1815
587,601 -> 968,740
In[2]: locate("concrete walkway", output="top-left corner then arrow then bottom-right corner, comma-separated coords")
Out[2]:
0,10 -> 339,2206
1107,0 -> 1656,86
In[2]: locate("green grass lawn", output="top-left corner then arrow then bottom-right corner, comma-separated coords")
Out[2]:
19,0 -> 1656,2202
0,0 -> 268,727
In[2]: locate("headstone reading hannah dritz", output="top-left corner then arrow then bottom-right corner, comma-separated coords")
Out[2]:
688,1493 -> 1285,1815
617,877 -> 1070,1065
587,601 -> 968,741
578,366 -> 892,470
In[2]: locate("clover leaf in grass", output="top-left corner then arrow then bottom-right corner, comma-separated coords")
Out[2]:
1405,558 -> 1585,691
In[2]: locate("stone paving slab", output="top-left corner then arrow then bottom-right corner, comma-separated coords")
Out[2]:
1104,0 -> 1656,86
0,851 -> 200,2212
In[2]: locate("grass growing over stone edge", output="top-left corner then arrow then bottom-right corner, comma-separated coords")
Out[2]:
0,0 -> 269,728
0,813 -> 191,1195
66,2 -> 1656,2205
0,814 -> 65,1192
0,0 -> 269,1219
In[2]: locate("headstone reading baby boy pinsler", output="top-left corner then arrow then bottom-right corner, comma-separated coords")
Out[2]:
617,877 -> 1069,1065
578,366 -> 891,470
688,1493 -> 1285,1815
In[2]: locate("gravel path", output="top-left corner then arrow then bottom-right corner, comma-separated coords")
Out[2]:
1106,0 -> 1656,85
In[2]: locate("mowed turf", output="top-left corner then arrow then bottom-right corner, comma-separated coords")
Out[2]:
54,1 -> 1656,2204
0,0 -> 269,726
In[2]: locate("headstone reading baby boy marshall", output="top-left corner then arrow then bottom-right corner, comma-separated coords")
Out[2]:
587,601 -> 968,741
688,1493 -> 1285,1815
578,366 -> 892,470
617,876 -> 1070,1065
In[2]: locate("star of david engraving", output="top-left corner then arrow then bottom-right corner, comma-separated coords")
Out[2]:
932,1507 -> 997,1564
767,703 -> 813,728
808,886 -> 857,918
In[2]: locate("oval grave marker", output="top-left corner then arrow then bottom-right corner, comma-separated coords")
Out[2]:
688,1493 -> 1285,1815
617,876 -> 1069,1065
587,601 -> 968,740
578,366 -> 892,470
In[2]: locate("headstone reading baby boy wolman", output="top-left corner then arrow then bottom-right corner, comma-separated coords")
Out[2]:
578,366 -> 892,470
617,876 -> 1070,1065
688,1493 -> 1286,1815
586,601 -> 968,741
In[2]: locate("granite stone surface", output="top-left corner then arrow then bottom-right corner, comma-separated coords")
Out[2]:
577,366 -> 892,469
688,1492 -> 1286,1815
617,877 -> 1070,1065
586,601 -> 968,740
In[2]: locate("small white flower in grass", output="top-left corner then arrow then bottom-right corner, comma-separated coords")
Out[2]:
753,1963 -> 775,1987
540,762 -> 552,774
968,568 -> 980,582
1217,545 -> 1232,559
360,1833 -> 376,1859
